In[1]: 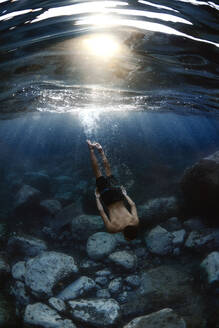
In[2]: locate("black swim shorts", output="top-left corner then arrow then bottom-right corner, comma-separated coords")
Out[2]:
96,175 -> 124,206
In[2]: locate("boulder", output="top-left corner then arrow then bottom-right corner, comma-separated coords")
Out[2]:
108,251 -> 137,272
11,261 -> 26,281
172,229 -> 186,247
86,232 -> 117,260
48,298 -> 66,313
40,199 -> 62,216
57,276 -> 96,301
14,184 -> 41,213
145,226 -> 173,255
123,308 -> 186,328
185,230 -> 219,252
7,234 -> 47,259
71,214 -> 104,241
200,251 -> 219,291
138,196 -> 179,227
23,172 -> 50,192
25,251 -> 78,298
181,151 -> 219,221
24,303 -> 76,328
68,298 -> 121,326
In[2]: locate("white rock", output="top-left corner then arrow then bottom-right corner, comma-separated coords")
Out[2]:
24,303 -> 76,328
57,276 -> 96,301
145,226 -> 173,255
11,261 -> 26,281
25,251 -> 78,298
86,232 -> 117,260
48,298 -> 66,313
68,298 -> 121,326
123,308 -> 186,328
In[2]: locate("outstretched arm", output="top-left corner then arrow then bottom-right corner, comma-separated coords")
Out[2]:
121,186 -> 139,219
95,189 -> 115,232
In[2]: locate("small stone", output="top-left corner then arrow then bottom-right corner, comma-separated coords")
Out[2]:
201,251 -> 219,289
95,269 -> 112,276
48,298 -> 66,313
108,278 -> 123,294
95,276 -> 108,287
117,291 -> 128,304
96,288 -> 111,298
108,251 -> 137,271
86,232 -> 117,260
145,225 -> 173,255
125,275 -> 141,288
57,276 -> 96,301
172,229 -> 186,247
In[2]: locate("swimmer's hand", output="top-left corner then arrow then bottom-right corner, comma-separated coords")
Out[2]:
121,185 -> 127,195
95,188 -> 100,198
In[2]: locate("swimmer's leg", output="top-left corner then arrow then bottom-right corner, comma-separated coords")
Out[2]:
95,143 -> 112,177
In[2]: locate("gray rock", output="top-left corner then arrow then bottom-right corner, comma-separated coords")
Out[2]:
125,275 -> 141,288
0,256 -> 10,276
57,276 -> 96,301
48,298 -> 66,313
24,303 -> 76,328
162,217 -> 182,232
11,261 -> 26,281
55,192 -> 74,206
201,251 -> 219,288
117,291 -> 128,304
138,196 -> 179,226
14,184 -> 41,211
23,172 -> 50,192
183,218 -> 205,231
172,229 -> 186,247
86,232 -> 117,260
95,269 -> 112,277
96,289 -> 111,298
80,259 -> 100,270
72,215 -> 104,241
123,308 -> 186,328
11,281 -> 30,307
114,233 -> 129,245
145,226 -> 173,255
108,251 -> 137,272
181,151 -> 219,218
40,200 -> 62,216
185,231 -> 217,251
7,234 -> 47,258
95,276 -> 108,287
108,278 -> 123,294
25,251 -> 78,298
68,298 -> 121,326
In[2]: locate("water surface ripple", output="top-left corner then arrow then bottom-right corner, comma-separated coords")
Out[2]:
0,0 -> 218,116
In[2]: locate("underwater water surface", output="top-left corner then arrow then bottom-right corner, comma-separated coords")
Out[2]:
0,0 -> 219,327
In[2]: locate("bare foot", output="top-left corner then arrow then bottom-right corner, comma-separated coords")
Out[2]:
95,142 -> 103,153
86,139 -> 95,150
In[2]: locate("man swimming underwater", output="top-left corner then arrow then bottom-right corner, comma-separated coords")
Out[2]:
87,140 -> 139,241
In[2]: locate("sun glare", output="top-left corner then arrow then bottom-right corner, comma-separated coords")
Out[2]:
83,35 -> 120,58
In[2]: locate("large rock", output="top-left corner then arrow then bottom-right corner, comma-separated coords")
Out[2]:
23,172 -> 50,192
71,214 -> 104,241
121,265 -> 205,327
145,226 -> 173,255
108,251 -> 137,272
7,234 -> 47,259
25,251 -> 78,298
138,196 -> 179,227
57,276 -> 96,301
24,303 -> 76,328
68,298 -> 121,326
123,308 -> 186,328
200,251 -> 219,291
14,184 -> 41,213
11,261 -> 26,281
181,151 -> 219,221
86,232 -> 117,260
185,230 -> 219,252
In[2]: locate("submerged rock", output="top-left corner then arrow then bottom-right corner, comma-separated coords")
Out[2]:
185,230 -> 219,252
40,199 -> 62,216
108,278 -> 123,294
86,232 -> 117,260
11,280 -> 30,307
201,251 -> 219,291
11,261 -> 26,281
7,234 -> 47,259
14,184 -> 41,213
181,151 -> 219,221
145,225 -> 173,255
25,251 -> 78,298
23,172 -> 50,192
68,298 -> 121,326
123,308 -> 186,328
24,303 -> 76,328
108,251 -> 137,272
138,196 -> 179,227
48,297 -> 66,313
71,214 -> 104,241
57,276 -> 96,301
